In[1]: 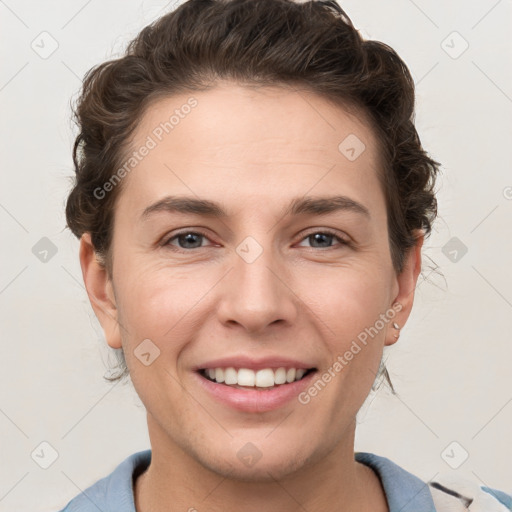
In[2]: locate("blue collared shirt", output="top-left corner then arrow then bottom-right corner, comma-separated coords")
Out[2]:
58,449 -> 511,511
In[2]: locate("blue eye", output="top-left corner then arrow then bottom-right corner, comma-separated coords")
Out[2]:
297,231 -> 349,249
163,229 -> 349,252
165,231 -> 210,250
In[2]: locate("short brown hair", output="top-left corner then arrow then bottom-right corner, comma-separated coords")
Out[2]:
66,0 -> 441,388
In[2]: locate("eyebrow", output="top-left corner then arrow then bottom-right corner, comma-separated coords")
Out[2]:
140,194 -> 371,221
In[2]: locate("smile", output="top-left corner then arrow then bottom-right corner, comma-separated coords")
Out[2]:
195,366 -> 318,412
199,367 -> 316,389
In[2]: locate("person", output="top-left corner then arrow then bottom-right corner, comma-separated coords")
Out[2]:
57,0 -> 511,510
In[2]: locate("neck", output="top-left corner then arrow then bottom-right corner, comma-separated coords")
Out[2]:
134,415 -> 388,512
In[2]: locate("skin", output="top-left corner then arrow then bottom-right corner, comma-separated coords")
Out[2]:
80,82 -> 423,512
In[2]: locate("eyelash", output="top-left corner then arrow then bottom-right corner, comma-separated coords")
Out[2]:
162,229 -> 351,252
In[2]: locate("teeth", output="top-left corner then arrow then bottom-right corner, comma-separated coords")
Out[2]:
202,366 -> 311,387
255,369 -> 274,387
224,367 -> 237,385
274,367 -> 287,385
215,368 -> 225,383
237,368 -> 255,386
295,368 -> 306,380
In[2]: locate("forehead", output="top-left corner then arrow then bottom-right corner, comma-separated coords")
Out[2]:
117,83 -> 384,217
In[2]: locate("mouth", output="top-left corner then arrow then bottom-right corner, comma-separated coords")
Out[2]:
197,366 -> 317,390
192,355 -> 320,412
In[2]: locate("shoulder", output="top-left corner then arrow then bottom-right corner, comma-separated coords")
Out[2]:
355,452 -> 512,512
56,449 -> 151,512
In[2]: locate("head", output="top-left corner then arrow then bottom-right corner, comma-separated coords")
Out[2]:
67,0 -> 439,480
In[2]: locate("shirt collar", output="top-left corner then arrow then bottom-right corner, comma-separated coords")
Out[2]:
356,451 -> 437,512
103,449 -> 436,512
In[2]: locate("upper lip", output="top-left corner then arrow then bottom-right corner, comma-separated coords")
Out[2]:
193,356 -> 316,371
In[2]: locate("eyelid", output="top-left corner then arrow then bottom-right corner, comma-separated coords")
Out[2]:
162,227 -> 351,251
161,228 -> 215,248
295,228 -> 351,248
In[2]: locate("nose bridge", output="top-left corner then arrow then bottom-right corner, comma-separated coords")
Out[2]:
218,233 -> 297,332
236,237 -> 279,300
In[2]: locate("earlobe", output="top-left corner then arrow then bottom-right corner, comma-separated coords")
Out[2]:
79,233 -> 122,349
385,230 -> 424,346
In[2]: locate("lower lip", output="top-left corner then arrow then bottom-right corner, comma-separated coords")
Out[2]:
193,370 -> 317,413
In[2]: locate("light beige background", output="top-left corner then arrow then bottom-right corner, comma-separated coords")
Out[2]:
0,0 -> 511,510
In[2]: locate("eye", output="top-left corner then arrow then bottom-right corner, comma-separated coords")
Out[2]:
296,230 -> 349,249
163,230 -> 213,250
162,229 -> 350,252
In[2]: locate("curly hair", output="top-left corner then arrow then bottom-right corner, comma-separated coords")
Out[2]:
65,0 -> 441,389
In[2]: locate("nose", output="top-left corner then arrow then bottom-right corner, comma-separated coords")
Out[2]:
216,240 -> 298,335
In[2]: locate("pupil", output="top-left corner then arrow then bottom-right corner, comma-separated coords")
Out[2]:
180,233 -> 201,248
311,233 -> 331,247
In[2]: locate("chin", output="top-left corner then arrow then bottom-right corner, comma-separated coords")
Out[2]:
195,444 -> 316,482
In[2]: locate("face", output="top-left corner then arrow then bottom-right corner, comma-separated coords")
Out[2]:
81,82 -> 422,480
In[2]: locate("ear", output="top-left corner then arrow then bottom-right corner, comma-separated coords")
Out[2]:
385,230 -> 424,346
79,233 -> 122,349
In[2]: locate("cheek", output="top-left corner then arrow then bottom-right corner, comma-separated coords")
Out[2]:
114,267 -> 198,405
302,261 -> 392,403
114,262 -> 215,362
305,260 -> 392,335
115,256 -> 191,324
